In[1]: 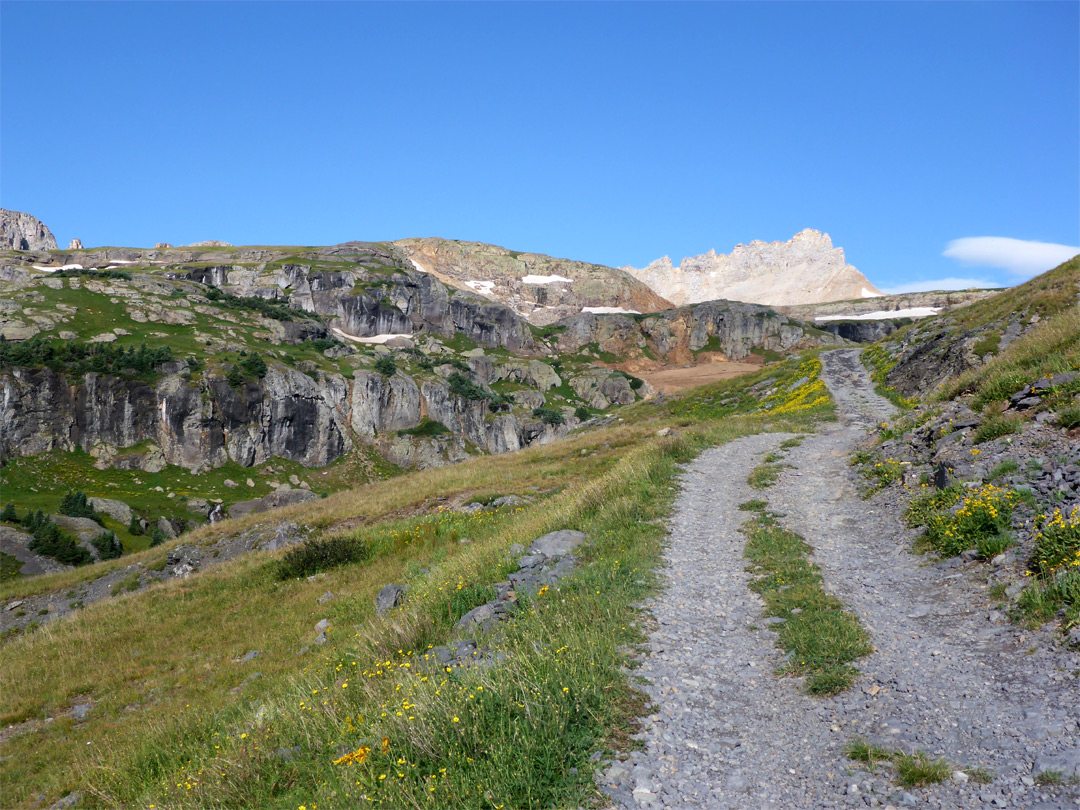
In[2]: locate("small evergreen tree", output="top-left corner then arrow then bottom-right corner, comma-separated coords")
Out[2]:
150,527 -> 166,547
0,503 -> 17,523
226,365 -> 245,388
373,354 -> 397,377
90,531 -> 123,560
128,514 -> 144,536
59,490 -> 99,521
241,352 -> 267,378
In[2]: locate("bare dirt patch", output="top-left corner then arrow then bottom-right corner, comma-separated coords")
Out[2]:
637,360 -> 761,394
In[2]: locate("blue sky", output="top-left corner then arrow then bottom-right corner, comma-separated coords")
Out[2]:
1,1 -> 1077,293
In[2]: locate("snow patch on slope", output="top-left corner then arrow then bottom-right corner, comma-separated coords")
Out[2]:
816,307 -> 940,321
522,274 -> 573,284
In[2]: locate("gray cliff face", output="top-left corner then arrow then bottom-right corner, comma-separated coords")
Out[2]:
350,370 -> 422,437
0,361 -> 578,473
1,209 -> 58,251
175,246 -> 536,355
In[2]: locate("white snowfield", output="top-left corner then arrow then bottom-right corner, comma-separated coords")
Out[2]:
465,280 -> 496,295
33,263 -> 82,272
409,259 -> 429,274
107,260 -> 138,265
860,287 -> 883,298
815,307 -> 940,321
331,328 -> 413,344
582,306 -> 641,315
521,274 -> 573,284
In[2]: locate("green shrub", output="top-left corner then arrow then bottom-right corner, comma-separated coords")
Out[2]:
1015,569 -> 1080,627
574,406 -> 591,421
307,337 -> 342,352
128,514 -> 144,536
59,490 -> 100,522
202,285 -> 303,321
0,503 -> 17,523
973,334 -> 1000,356
611,370 -> 645,390
240,352 -> 267,379
1057,406 -> 1080,429
374,354 -> 397,377
27,520 -> 92,566
904,485 -> 963,527
149,527 -> 167,547
973,414 -> 1025,444
448,372 -> 489,401
988,460 -> 1020,481
0,336 -> 173,379
225,365 -> 245,389
397,419 -> 449,438
277,533 -> 371,579
975,531 -> 1014,560
858,458 -> 905,493
532,407 -> 565,426
90,531 -> 124,561
489,392 -> 514,412
1029,506 -> 1080,577
920,484 -> 1016,557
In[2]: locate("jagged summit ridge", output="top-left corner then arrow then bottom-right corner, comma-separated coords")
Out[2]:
623,228 -> 883,307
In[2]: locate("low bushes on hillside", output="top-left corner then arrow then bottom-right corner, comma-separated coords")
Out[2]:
277,534 -> 371,579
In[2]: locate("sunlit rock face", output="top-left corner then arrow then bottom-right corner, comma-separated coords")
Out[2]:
623,229 -> 883,307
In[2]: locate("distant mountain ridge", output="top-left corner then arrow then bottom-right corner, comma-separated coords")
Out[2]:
622,229 -> 882,307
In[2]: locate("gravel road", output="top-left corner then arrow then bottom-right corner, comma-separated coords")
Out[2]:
599,349 -> 1080,810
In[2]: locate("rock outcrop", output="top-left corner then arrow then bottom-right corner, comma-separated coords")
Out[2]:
623,229 -> 882,307
395,238 -> 672,325
556,300 -> 841,365
1,208 -> 58,251
68,238 -> 83,250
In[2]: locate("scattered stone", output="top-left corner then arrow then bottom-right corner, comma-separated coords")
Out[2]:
317,591 -> 335,604
48,791 -> 82,810
376,584 -> 406,615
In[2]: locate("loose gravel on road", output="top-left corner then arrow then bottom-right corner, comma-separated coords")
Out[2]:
600,349 -> 1080,810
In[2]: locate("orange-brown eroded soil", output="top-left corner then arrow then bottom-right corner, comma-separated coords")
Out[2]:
635,360 -> 762,395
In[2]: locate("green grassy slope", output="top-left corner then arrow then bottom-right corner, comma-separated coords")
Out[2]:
0,353 -> 834,809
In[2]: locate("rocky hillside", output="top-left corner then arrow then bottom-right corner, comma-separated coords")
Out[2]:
0,224 -> 842,577
623,228 -> 882,307
394,237 -> 672,325
0,208 -> 57,251
865,256 -> 1079,400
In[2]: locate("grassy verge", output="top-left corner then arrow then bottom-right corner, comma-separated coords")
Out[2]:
861,343 -> 916,411
740,503 -> 870,695
1014,505 -> 1080,629
1,354 -> 836,808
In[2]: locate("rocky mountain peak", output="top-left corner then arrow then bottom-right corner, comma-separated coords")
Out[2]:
623,229 -> 882,307
1,208 -> 58,251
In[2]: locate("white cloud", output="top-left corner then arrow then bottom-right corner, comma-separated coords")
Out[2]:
880,277 -> 1000,295
943,236 -> 1079,279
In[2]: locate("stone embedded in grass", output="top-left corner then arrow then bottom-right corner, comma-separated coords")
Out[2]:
375,584 -> 406,614
529,529 -> 586,558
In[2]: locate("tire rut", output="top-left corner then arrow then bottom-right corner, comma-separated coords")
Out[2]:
599,349 -> 1080,810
